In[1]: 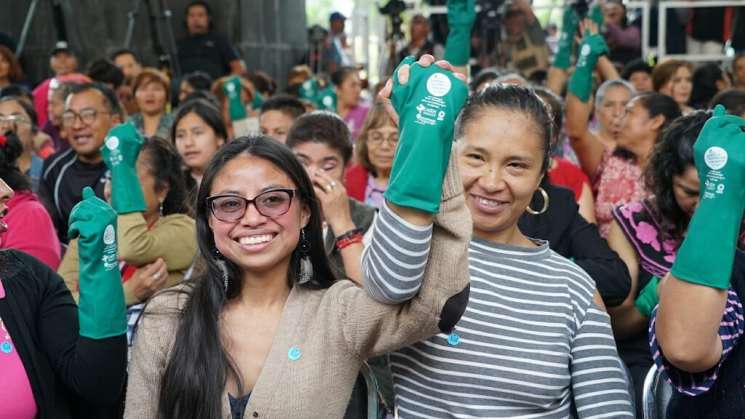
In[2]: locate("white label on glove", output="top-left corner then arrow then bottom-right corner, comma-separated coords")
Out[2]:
581,44 -> 591,57
704,146 -> 728,170
103,224 -> 116,245
426,73 -> 451,97
106,136 -> 119,150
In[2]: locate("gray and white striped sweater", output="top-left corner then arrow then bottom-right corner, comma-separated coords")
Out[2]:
363,203 -> 633,418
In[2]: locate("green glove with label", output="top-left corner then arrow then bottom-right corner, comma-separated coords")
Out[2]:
101,122 -> 145,214
590,3 -> 605,29
671,105 -> 745,289
69,187 -> 126,339
444,0 -> 475,67
317,85 -> 338,112
634,276 -> 660,318
223,76 -> 247,121
567,30 -> 608,102
299,78 -> 319,103
553,7 -> 579,69
384,56 -> 469,213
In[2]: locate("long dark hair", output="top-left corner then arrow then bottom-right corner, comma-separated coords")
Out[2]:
690,63 -> 726,109
455,84 -> 554,175
157,136 -> 336,419
0,132 -> 31,191
140,136 -> 191,216
614,92 -> 682,161
170,98 -> 228,143
644,110 -> 710,240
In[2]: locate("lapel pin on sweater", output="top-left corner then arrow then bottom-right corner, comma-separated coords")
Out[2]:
447,332 -> 460,346
288,346 -> 302,361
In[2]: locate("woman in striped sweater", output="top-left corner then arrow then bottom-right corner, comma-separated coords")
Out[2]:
364,84 -> 634,417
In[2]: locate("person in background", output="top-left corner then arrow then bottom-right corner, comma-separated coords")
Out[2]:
732,53 -> 745,89
129,68 -> 174,138
622,58 -> 654,93
602,0 -> 641,65
210,75 -> 256,138
495,0 -> 549,79
323,11 -> 352,74
259,94 -> 305,143
653,59 -> 694,113
171,98 -> 227,194
0,130 -> 60,268
0,96 -> 53,189
43,75 -> 90,153
710,88 -> 745,117
32,41 -> 83,127
593,79 -> 636,150
111,48 -> 144,115
87,58 -> 131,116
332,66 -> 369,141
397,14 -> 441,63
58,135 -> 196,344
38,83 -> 123,244
176,0 -> 245,80
346,101 -> 397,208
0,180 -> 128,419
0,45 -> 25,89
178,71 -> 213,104
690,63 -> 731,109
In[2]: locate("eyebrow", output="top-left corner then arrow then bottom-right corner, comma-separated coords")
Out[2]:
213,184 -> 290,196
461,145 -> 491,155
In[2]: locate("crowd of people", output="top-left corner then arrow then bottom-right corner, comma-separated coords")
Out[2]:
0,0 -> 745,418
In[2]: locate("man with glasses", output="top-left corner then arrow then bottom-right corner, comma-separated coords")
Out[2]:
38,83 -> 123,244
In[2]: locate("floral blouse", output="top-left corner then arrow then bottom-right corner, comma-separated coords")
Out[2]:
593,151 -> 650,238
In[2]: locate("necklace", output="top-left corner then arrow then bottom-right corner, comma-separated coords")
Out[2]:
0,316 -> 13,354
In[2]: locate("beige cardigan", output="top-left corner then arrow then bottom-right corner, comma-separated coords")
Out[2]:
123,156 -> 472,419
58,212 -> 197,303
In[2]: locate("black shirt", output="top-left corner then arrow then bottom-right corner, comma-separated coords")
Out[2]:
177,32 -> 240,80
37,148 -> 108,245
518,182 -> 632,307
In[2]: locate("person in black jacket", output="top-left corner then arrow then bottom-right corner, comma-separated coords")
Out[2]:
0,177 -> 127,419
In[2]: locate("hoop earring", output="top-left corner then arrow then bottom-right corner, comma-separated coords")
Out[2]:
297,229 -> 313,285
525,187 -> 549,215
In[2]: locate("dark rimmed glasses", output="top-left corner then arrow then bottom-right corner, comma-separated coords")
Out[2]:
61,108 -> 111,127
207,188 -> 296,222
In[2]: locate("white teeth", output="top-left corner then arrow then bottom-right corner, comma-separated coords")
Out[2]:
477,197 -> 500,207
238,234 -> 273,245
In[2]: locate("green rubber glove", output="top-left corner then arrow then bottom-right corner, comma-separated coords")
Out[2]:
299,78 -> 319,103
634,276 -> 660,318
567,30 -> 608,102
69,187 -> 126,339
444,0 -> 475,67
101,122 -> 145,214
384,56 -> 469,213
554,7 -> 579,69
317,85 -> 337,112
223,76 -> 247,121
590,3 -> 605,29
251,91 -> 264,110
671,105 -> 745,289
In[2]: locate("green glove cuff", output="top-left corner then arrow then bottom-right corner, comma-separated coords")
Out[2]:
69,187 -> 126,340
671,106 -> 745,289
553,8 -> 579,69
444,30 -> 471,66
567,34 -> 607,102
568,65 -> 594,102
384,57 -> 468,213
110,166 -> 146,214
102,122 -> 146,214
223,76 -> 247,121
252,91 -> 264,110
634,276 -> 660,318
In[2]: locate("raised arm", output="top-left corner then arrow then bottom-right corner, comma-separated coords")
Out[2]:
655,106 -> 745,374
443,0 -> 475,76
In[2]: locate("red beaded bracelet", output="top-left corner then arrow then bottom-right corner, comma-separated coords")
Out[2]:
336,232 -> 364,250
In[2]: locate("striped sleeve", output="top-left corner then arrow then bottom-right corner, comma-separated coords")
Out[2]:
571,306 -> 635,418
649,288 -> 744,396
362,202 -> 433,304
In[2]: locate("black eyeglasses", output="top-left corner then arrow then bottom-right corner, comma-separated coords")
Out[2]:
207,189 -> 296,222
61,108 -> 110,127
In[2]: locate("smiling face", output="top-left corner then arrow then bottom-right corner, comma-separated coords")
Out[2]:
597,85 -> 632,139
64,89 -> 120,163
659,66 -> 692,106
174,111 -> 224,175
207,154 -> 309,274
135,80 -> 168,116
457,108 -> 545,243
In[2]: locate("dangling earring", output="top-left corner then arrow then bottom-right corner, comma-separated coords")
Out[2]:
215,248 -> 230,293
159,201 -> 164,216
297,229 -> 313,284
525,187 -> 549,215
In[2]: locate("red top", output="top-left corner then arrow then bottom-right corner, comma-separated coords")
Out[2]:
345,164 -> 370,203
548,158 -> 590,202
0,280 -> 38,419
0,191 -> 61,269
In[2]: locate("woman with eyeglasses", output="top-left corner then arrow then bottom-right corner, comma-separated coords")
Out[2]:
123,55 -> 471,419
0,96 -> 54,190
345,101 -> 398,208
